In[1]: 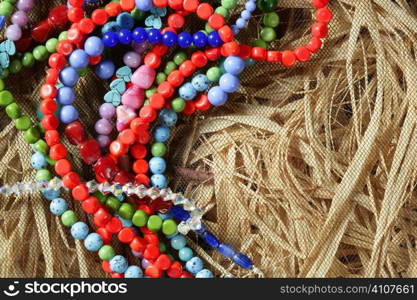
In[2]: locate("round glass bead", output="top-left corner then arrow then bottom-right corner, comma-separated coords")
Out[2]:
196,269 -> 214,278
84,233 -> 103,251
185,257 -> 204,274
208,86 -> 228,106
31,152 -> 47,170
95,60 -> 115,79
59,67 -> 79,87
179,247 -> 193,262
150,174 -> 167,189
125,265 -> 143,278
219,73 -> 240,93
84,36 -> 104,56
69,49 -> 89,69
149,157 -> 167,174
70,221 -> 89,240
170,235 -> 187,250
179,82 -> 197,100
191,74 -> 210,91
50,198 -> 68,216
110,255 -> 128,273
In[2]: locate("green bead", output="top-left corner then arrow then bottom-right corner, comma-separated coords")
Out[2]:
171,97 -> 186,112
206,67 -> 222,82
9,59 -> 22,74
143,99 -> 149,106
147,215 -> 163,232
215,6 -> 229,18
6,0 -> 17,3
260,27 -> 277,42
0,90 -> 13,107
132,210 -> 148,227
106,196 -> 121,211
36,169 -> 52,182
0,69 -> 9,79
164,61 -> 177,75
22,52 -> 35,68
34,139 -> 49,154
77,67 -> 88,76
98,245 -> 115,260
46,156 -> 56,166
58,31 -> 67,41
205,23 -> 214,33
33,45 -> 49,61
159,242 -> 167,253
162,219 -> 177,235
145,87 -> 157,98
0,2 -> 13,16
167,254 -> 175,261
263,12 -> 280,27
173,52 -> 187,65
151,142 -> 167,157
46,38 -> 58,53
15,116 -> 32,131
61,210 -> 77,227
92,191 -> 107,204
118,203 -> 134,220
221,0 -> 237,9
24,127 -> 40,144
258,0 -> 278,12
131,8 -> 147,21
253,39 -> 268,49
0,79 -> 4,91
5,103 -> 21,119
156,72 -> 167,84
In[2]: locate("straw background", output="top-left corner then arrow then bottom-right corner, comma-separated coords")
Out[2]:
1,0 -> 417,278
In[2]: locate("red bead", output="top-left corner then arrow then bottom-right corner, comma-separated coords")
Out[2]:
82,196 -> 101,214
31,20 -> 52,43
132,159 -> 148,174
312,0 -> 329,9
144,244 -> 160,260
119,129 -> 136,145
113,170 -> 134,185
45,130 -> 60,146
144,233 -> 159,246
218,25 -> 234,43
239,44 -> 251,60
144,52 -> 161,68
110,140 -> 129,157
153,44 -> 169,56
89,55 -> 102,65
138,204 -> 153,215
67,7 -> 84,23
67,27 -> 83,44
40,84 -> 57,99
78,18 -> 95,34
105,217 -> 123,234
168,0 -> 183,10
196,3 -> 213,20
149,93 -> 166,109
118,227 -> 135,243
183,0 -> 199,12
41,115 -> 59,130
166,261 -> 183,278
266,50 -> 282,63
91,9 -> 108,25
221,41 -> 240,57
48,53 -> 67,69
48,5 -> 69,28
148,197 -> 172,214
183,100 -> 196,114
139,106 -> 157,122
145,265 -> 162,278
140,225 -> 154,235
179,60 -> 196,77
102,260 -> 112,273
46,68 -> 59,84
50,144 -> 67,160
130,236 -> 147,253
306,36 -> 322,53
40,99 -> 57,115
94,156 -> 119,182
111,273 -> 124,278
55,159 -> 72,176
94,208 -> 112,227
56,40 -> 73,56
316,7 -> 332,23
65,121 -> 86,145
157,81 -> 174,98
62,172 -> 80,189
120,0 -> 136,11
251,47 -> 267,60
130,117 -> 149,134
135,128 -> 151,144
194,94 -> 211,111
153,0 -> 167,8
208,13 -> 224,30
205,48 -> 221,61
180,271 -> 193,278
130,144 -> 147,159
97,227 -> 112,244
281,50 -> 297,67
69,0 -> 84,7
191,51 -> 208,67
79,139 -> 101,165
105,2 -> 122,17
154,254 -> 172,270
135,174 -> 150,186
167,70 -> 184,87
72,184 -> 89,201
294,46 -> 311,62
311,22 -> 328,38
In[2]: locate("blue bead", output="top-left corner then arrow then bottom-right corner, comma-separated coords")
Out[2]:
132,27 -> 148,43
59,67 -> 79,87
42,188 -> 60,201
191,74 -> 210,92
135,0 -> 152,11
170,235 -> 186,250
179,247 -> 193,262
233,253 -> 253,269
218,243 -> 236,258
57,87 -> 75,105
124,265 -> 143,278
224,56 -> 245,75
159,109 -> 177,127
165,232 -> 178,239
95,60 -> 115,80
208,86 -> 228,106
31,152 -> 47,170
102,31 -> 118,48
149,157 -> 166,174
102,21 -> 121,34
118,29 -> 133,45
84,36 -> 104,57
147,28 -> 162,44
196,269 -> 214,278
170,206 -> 190,222
245,1 -> 256,12
69,49 -> 89,69
151,174 -> 167,189
50,198 -> 68,216
236,18 -> 248,29
241,10 -> 252,20
192,32 -> 207,48
141,258 -> 151,269
195,223 -> 206,235
162,31 -> 177,47
153,125 -> 170,142
158,212 -> 172,221
116,12 -> 134,30
83,233 -> 103,251
116,214 -> 133,227
231,25 -> 239,35
178,32 -> 192,48
71,221 -> 89,240
207,31 -> 222,47
0,16 -> 6,30
185,257 -> 204,274
219,73 -> 240,93
202,231 -> 220,248
179,82 -> 197,100
110,255 -> 128,273
245,58 -> 255,66
59,105 -> 79,124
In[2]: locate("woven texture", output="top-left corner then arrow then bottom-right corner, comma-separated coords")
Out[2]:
2,0 -> 417,278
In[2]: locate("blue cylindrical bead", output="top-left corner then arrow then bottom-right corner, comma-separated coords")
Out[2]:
232,253 -> 253,269
218,243 -> 236,258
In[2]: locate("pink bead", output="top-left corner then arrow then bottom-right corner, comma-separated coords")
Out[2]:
116,121 -> 128,132
116,105 -> 136,128
6,24 -> 22,41
11,11 -> 29,26
122,85 -> 144,109
131,65 -> 156,89
123,51 -> 141,68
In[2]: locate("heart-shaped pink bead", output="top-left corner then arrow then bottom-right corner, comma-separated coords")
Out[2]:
122,85 -> 144,109
131,65 -> 156,89
116,105 -> 136,127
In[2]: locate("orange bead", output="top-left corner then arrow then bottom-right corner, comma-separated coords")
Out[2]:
150,93 -> 166,109
110,140 -> 128,156
218,25 -> 234,42
316,7 -> 332,23
221,41 -> 240,57
72,184 -> 89,201
179,60 -> 196,77
306,36 -> 322,53
50,144 -> 67,160
144,52 -> 161,68
153,0 -> 167,8
78,18 -> 95,34
168,0 -> 183,10
119,129 -> 136,145
294,46 -> 311,62
139,106 -> 157,122
157,81 -> 174,98
191,51 -> 208,67
281,50 -> 297,67
183,0 -> 199,12
130,117 -> 149,134
196,3 -> 213,20
168,13 -> 185,29
194,94 -> 211,111
311,22 -> 328,38
67,7 -> 84,23
45,130 -> 60,146
91,9 -> 108,25
120,0 -> 135,11
130,144 -> 147,159
55,159 -> 72,176
118,227 -> 135,243
208,13 -> 224,30
167,70 -> 184,87
105,2 -> 122,17
62,172 -> 80,189
145,265 -> 162,278
133,159 -> 149,174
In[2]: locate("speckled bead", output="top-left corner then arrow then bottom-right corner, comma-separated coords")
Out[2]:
150,174 -> 167,189
31,152 -> 47,170
191,74 -> 210,92
179,82 -> 197,100
84,233 -> 103,251
186,256 -> 204,274
50,198 -> 68,216
109,255 -> 129,273
70,221 -> 89,240
159,109 -> 177,127
124,265 -> 143,278
153,125 -> 170,142
149,157 -> 166,174
42,188 -> 61,201
196,269 -> 214,278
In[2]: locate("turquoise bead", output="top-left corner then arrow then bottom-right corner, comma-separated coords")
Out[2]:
170,235 -> 186,250
179,247 -> 194,262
